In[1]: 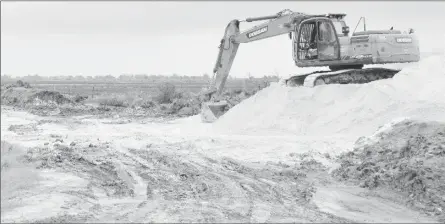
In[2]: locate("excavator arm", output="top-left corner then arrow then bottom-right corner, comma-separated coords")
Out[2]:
200,10 -> 310,122
208,10 -> 308,97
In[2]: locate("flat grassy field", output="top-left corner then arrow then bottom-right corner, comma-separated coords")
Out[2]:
1,77 -> 278,97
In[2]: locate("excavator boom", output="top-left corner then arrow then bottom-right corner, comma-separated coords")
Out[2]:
210,11 -> 304,95
201,11 -> 307,122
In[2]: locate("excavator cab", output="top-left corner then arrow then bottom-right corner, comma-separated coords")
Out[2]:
294,17 -> 341,64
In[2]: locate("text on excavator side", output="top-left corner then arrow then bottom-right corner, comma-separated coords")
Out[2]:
247,26 -> 268,39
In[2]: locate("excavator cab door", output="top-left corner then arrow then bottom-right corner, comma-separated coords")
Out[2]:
294,18 -> 340,63
316,19 -> 340,61
294,20 -> 319,61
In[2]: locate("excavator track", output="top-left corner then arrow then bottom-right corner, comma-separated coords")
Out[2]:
286,68 -> 400,87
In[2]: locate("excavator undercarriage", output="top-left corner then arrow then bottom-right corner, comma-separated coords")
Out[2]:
285,67 -> 400,87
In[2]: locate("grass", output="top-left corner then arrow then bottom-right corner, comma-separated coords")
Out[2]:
90,91 -> 157,108
1,78 -> 275,118
85,82 -> 199,110
24,78 -> 274,96
78,79 -> 272,117
98,96 -> 127,107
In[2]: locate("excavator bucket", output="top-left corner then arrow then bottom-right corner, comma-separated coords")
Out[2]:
200,100 -> 229,123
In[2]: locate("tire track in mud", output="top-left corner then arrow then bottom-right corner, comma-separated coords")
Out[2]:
106,145 -> 351,223
2,107 -> 440,223
16,136 -> 350,223
1,114 -> 417,223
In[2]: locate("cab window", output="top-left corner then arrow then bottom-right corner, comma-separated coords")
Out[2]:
332,21 -> 346,36
318,21 -> 336,42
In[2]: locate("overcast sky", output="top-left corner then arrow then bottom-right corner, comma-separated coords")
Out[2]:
2,1 -> 445,77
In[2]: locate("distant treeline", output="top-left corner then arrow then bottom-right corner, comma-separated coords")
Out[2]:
1,74 -> 280,84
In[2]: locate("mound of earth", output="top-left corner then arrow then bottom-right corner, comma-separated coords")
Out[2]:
213,55 -> 445,137
332,118 -> 445,219
1,87 -> 73,107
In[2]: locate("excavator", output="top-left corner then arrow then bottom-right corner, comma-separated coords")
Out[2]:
200,9 -> 420,123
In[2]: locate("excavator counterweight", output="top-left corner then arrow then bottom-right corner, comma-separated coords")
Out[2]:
200,9 -> 420,123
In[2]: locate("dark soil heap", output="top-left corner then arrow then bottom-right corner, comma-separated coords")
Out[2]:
1,86 -> 72,107
332,119 -> 445,218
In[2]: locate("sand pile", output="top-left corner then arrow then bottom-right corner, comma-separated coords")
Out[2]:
213,55 -> 445,137
332,118 -> 445,218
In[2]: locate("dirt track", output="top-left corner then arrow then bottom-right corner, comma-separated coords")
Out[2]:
1,106 -> 440,223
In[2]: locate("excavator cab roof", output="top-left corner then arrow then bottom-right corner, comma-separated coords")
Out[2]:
326,13 -> 347,19
304,13 -> 346,22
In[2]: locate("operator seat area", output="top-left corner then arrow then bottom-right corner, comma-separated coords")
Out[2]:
295,19 -> 339,62
297,21 -> 319,60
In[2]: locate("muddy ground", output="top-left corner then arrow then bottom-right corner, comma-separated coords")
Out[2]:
333,119 -> 445,220
1,105 -> 442,223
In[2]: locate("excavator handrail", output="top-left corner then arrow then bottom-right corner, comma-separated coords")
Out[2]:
244,9 -> 295,23
353,17 -> 366,35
